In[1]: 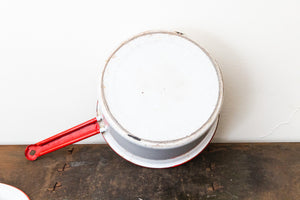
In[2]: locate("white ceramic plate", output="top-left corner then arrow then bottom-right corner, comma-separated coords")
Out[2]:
0,183 -> 29,200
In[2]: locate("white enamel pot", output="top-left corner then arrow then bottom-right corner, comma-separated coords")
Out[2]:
25,31 -> 223,168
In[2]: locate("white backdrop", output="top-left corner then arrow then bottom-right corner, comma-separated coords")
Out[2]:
0,0 -> 299,144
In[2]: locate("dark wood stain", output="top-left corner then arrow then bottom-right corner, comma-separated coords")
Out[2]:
0,143 -> 299,200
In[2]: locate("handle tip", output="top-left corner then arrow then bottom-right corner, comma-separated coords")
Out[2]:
25,145 -> 38,161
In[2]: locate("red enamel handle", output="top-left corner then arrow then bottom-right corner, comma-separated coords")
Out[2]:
25,117 -> 101,161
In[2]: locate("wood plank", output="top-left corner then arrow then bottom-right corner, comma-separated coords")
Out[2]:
0,143 -> 299,200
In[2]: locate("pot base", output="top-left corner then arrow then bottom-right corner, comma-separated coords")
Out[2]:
102,118 -> 218,168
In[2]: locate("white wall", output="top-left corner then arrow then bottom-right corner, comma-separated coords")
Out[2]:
0,0 -> 299,144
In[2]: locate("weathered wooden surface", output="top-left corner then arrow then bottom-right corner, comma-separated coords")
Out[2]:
0,144 -> 299,200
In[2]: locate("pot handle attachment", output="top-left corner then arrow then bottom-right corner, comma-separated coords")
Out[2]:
25,116 -> 106,161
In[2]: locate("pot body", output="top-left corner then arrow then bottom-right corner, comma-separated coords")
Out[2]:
96,31 -> 223,168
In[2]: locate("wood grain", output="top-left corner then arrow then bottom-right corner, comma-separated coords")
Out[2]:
0,143 -> 299,200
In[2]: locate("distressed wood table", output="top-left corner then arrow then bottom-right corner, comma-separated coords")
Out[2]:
0,144 -> 299,200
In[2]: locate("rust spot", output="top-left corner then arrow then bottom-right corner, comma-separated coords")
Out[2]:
175,31 -> 183,35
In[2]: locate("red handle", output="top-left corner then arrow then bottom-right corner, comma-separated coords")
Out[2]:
25,117 -> 101,161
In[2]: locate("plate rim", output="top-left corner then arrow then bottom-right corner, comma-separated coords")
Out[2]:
0,183 -> 30,200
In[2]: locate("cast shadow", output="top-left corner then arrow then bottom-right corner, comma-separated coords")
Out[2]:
181,29 -> 251,142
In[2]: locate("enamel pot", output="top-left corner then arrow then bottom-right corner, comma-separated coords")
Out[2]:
25,31 -> 223,168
